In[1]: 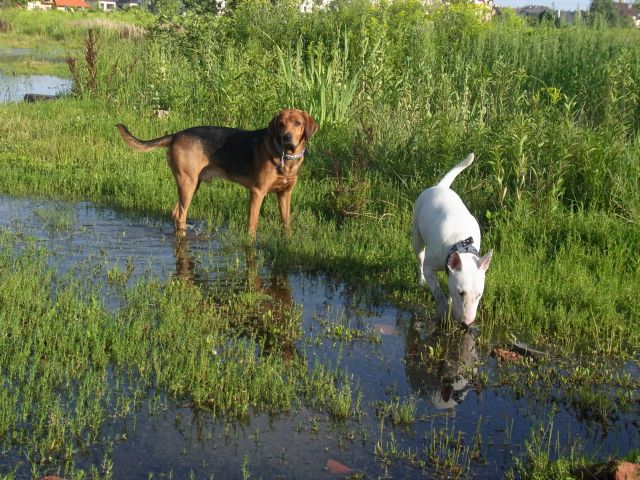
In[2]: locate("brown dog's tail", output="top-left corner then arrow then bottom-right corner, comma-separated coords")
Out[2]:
116,124 -> 173,152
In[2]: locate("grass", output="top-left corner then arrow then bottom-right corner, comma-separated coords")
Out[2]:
0,8 -> 152,76
0,12 -> 636,359
0,4 -> 639,478
0,7 -> 640,357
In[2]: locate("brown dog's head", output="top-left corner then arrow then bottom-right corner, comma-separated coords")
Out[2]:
268,109 -> 318,154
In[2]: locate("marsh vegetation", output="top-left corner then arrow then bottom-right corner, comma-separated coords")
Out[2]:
0,2 -> 638,478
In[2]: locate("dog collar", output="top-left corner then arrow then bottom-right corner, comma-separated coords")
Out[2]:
273,138 -> 305,173
445,237 -> 480,272
273,138 -> 305,160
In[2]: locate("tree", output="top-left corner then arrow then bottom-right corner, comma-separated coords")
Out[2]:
589,0 -> 621,25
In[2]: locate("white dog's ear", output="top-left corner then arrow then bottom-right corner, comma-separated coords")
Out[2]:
448,251 -> 463,272
478,250 -> 493,272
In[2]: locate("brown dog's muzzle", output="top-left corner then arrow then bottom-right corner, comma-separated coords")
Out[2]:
281,132 -> 296,151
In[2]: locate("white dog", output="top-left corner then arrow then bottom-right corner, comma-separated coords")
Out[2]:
412,153 -> 493,325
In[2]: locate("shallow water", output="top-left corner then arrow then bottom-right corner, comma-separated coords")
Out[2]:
0,70 -> 72,103
0,195 -> 638,479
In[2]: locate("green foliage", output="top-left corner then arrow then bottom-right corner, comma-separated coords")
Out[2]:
276,36 -> 361,127
0,7 -> 639,478
589,0 -> 622,25
150,0 -> 182,15
1,0 -> 640,357
0,234 -> 325,477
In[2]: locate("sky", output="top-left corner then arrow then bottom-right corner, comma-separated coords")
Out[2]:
493,0 -> 589,11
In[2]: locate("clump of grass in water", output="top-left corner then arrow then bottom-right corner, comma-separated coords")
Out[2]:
33,205 -> 74,232
300,363 -> 360,419
106,258 -> 135,285
375,397 -> 417,426
0,233 -> 361,477
507,417 -> 581,480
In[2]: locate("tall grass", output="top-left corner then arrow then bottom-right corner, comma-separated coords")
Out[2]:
0,8 -> 152,76
277,36 -> 361,127
133,5 -> 640,213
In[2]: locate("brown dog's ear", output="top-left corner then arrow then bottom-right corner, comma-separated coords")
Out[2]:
268,113 -> 281,138
303,111 -> 318,139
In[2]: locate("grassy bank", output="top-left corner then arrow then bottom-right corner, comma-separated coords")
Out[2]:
1,4 -> 638,357
0,8 -> 152,76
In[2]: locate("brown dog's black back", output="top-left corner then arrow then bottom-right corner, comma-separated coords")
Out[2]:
118,123 -> 270,180
182,126 -> 267,178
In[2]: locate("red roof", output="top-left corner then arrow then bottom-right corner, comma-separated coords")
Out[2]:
54,0 -> 91,7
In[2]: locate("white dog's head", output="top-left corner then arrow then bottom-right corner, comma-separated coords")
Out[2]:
447,250 -> 493,325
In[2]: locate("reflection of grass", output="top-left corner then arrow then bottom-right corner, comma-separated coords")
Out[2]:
0,233 -> 352,478
495,355 -> 639,429
0,52 -> 72,77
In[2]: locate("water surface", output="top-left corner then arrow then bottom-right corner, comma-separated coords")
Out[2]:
0,71 -> 72,103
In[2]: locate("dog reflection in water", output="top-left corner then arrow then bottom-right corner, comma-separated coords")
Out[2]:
173,239 -> 300,361
404,323 -> 479,409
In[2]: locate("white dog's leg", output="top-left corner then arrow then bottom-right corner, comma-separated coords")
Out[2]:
412,229 -> 427,284
424,267 -> 448,318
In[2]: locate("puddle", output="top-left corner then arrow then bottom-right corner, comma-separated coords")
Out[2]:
0,195 -> 638,479
0,71 -> 72,103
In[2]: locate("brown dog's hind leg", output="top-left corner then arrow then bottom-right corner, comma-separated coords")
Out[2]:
172,175 -> 200,236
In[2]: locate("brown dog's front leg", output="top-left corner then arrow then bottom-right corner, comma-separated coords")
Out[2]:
247,189 -> 266,240
276,186 -> 295,237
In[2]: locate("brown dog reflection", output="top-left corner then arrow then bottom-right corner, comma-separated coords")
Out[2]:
404,322 -> 479,409
173,239 -> 300,361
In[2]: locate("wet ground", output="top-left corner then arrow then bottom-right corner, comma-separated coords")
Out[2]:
0,195 -> 638,479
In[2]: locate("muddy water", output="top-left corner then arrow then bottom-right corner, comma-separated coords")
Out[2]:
0,196 -> 638,479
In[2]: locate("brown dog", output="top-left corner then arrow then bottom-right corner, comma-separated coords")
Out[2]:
116,109 -> 317,239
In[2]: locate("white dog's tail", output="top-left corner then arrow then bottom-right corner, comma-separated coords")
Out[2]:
437,153 -> 475,189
